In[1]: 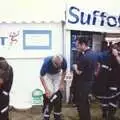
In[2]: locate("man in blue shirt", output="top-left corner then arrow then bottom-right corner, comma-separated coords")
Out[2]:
73,37 -> 98,120
40,55 -> 67,120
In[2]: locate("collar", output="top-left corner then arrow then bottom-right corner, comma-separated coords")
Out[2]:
82,48 -> 91,54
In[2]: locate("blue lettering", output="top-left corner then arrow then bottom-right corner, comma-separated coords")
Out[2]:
68,6 -> 79,24
100,12 -> 106,26
0,37 -> 8,45
92,10 -> 100,25
107,16 -> 117,27
68,6 -> 120,29
118,16 -> 120,27
80,12 -> 91,25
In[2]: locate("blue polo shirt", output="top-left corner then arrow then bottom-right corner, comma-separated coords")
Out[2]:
40,56 -> 67,76
98,50 -> 110,64
77,49 -> 98,82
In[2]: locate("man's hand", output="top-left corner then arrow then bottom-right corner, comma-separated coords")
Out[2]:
112,48 -> 119,57
45,89 -> 52,98
0,78 -> 3,88
72,64 -> 77,71
40,76 -> 52,98
72,64 -> 82,75
59,82 -> 65,91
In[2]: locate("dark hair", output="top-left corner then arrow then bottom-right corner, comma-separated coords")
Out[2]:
77,36 -> 89,45
0,57 -> 10,82
112,42 -> 120,51
101,41 -> 109,51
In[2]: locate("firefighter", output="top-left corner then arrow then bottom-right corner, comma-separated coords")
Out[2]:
69,51 -> 82,105
93,42 -> 120,120
73,37 -> 98,120
40,55 -> 67,120
0,57 -> 13,120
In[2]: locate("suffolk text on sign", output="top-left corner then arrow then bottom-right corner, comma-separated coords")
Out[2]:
66,5 -> 120,33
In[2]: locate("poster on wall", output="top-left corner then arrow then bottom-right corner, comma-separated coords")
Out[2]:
0,27 -> 53,58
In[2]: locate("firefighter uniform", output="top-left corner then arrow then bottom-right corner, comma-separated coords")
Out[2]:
0,58 -> 13,120
40,56 -> 67,120
74,49 -> 98,120
93,51 -> 120,120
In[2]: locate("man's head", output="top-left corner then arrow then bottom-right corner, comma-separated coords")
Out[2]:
111,42 -> 120,56
0,57 -> 9,87
0,57 -> 9,71
52,55 -> 63,68
76,37 -> 89,52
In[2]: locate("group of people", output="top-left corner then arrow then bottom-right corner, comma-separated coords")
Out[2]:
93,41 -> 120,120
70,38 -> 120,120
40,37 -> 120,120
0,36 -> 120,120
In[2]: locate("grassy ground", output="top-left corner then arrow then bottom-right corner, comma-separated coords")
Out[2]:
9,102 -> 120,120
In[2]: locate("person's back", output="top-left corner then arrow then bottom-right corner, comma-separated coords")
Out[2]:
93,43 -> 120,120
74,37 -> 98,120
0,57 -> 13,120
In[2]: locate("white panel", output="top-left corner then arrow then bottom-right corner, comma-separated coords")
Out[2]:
8,58 -> 45,108
64,30 -> 71,71
0,23 -> 63,58
25,34 -> 49,46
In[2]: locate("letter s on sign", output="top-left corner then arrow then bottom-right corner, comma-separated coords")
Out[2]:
68,6 -> 79,24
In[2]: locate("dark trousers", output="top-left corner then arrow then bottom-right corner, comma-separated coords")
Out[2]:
100,97 -> 118,120
0,93 -> 9,120
0,112 -> 9,120
76,81 -> 93,120
43,91 -> 62,120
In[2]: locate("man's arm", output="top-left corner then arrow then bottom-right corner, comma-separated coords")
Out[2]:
59,57 -> 67,90
59,70 -> 66,91
40,76 -> 51,97
40,60 -> 51,97
0,78 -> 3,88
116,55 -> 120,64
112,48 -> 120,64
94,62 -> 101,77
40,76 -> 48,92
72,64 -> 82,75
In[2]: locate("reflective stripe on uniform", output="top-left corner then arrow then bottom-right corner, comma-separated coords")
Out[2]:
1,106 -> 9,114
101,104 -> 108,107
54,112 -> 61,115
109,102 -> 117,108
109,87 -> 117,91
44,114 -> 50,117
2,91 -> 8,96
101,64 -> 112,71
96,91 -> 120,99
43,105 -> 50,117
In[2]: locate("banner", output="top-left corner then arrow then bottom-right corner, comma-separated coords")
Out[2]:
66,4 -> 120,33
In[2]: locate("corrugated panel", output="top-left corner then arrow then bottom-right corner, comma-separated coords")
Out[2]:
0,20 -> 63,24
